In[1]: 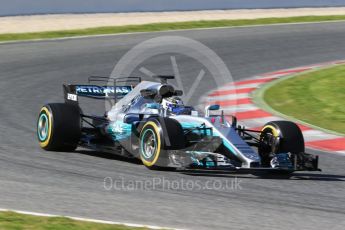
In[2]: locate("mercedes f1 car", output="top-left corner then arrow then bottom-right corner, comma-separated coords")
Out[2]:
37,75 -> 320,173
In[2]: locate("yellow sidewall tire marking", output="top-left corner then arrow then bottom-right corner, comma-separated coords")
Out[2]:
262,125 -> 279,137
39,107 -> 52,148
140,121 -> 161,167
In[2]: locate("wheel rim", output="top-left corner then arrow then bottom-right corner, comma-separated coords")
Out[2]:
141,129 -> 157,159
38,113 -> 49,142
259,127 -> 281,167
260,130 -> 277,153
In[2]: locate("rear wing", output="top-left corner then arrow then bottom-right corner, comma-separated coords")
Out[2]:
63,76 -> 141,105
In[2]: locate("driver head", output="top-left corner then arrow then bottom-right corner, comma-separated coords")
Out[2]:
162,96 -> 184,113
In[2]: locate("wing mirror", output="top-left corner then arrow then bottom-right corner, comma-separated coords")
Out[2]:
205,104 -> 220,117
209,104 -> 220,110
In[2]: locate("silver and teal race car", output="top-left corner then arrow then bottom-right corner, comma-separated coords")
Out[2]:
37,76 -> 320,173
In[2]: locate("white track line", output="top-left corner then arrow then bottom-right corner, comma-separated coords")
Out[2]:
0,208 -> 184,230
335,151 -> 345,156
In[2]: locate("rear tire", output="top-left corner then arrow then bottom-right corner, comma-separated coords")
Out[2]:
37,103 -> 81,151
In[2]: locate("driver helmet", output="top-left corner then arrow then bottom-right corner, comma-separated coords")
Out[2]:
162,96 -> 184,112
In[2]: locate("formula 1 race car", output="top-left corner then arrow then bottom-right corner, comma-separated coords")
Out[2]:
37,75 -> 320,173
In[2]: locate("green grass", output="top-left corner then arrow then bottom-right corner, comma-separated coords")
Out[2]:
263,64 -> 345,135
2,15 -> 345,42
0,211 -> 152,230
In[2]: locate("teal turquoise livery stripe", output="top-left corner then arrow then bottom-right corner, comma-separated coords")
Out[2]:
107,120 -> 132,141
180,122 -> 237,156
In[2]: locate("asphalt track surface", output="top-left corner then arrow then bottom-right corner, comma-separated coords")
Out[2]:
0,22 -> 345,230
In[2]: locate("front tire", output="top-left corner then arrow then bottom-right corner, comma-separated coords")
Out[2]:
37,103 -> 81,151
259,120 -> 304,167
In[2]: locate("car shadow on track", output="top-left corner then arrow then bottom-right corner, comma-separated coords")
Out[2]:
73,150 -> 344,181
74,149 -> 142,165
181,170 -> 345,181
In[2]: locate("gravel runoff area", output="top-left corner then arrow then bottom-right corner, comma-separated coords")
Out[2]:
1,7 -> 345,34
